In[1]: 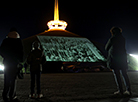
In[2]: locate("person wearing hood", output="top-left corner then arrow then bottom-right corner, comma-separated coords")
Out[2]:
0,28 -> 23,101
105,27 -> 131,96
27,41 -> 46,99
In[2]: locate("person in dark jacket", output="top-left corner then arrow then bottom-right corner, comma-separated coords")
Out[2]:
105,27 -> 131,96
27,41 -> 46,99
0,28 -> 23,101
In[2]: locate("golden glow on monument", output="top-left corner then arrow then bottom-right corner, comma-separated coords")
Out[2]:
47,0 -> 67,30
54,0 -> 59,21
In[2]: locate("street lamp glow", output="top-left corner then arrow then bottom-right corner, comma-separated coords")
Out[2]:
129,54 -> 138,60
0,64 -> 4,71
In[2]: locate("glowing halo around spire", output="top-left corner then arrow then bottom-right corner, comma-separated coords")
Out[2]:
47,20 -> 67,30
47,0 -> 67,30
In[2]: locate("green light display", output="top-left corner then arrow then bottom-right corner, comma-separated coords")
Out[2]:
37,36 -> 105,62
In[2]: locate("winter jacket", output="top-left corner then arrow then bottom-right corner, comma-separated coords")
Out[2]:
27,49 -> 46,72
0,38 -> 23,66
105,34 -> 128,69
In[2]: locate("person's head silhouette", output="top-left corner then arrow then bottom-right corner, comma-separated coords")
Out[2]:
110,27 -> 122,36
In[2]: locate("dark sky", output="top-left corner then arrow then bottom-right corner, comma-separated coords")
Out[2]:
0,1 -> 138,54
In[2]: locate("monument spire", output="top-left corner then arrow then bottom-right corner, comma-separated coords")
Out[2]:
47,0 -> 67,30
54,0 -> 59,21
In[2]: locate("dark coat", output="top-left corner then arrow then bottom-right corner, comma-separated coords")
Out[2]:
27,49 -> 46,72
0,38 -> 23,66
105,34 -> 128,69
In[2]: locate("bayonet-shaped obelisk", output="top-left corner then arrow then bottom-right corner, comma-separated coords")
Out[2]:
47,0 -> 67,30
54,0 -> 59,21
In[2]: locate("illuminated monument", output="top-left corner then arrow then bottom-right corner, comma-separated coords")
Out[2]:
23,0 -> 105,64
47,0 -> 67,30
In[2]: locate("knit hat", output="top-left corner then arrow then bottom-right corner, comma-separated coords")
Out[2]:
8,31 -> 20,38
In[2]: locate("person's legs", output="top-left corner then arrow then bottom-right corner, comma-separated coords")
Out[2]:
36,72 -> 41,94
120,69 -> 131,92
113,69 -> 123,94
30,72 -> 35,94
36,72 -> 43,98
2,72 -> 10,100
9,77 -> 17,99
3,66 -> 17,100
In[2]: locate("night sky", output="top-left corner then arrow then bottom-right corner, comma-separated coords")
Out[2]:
0,1 -> 138,54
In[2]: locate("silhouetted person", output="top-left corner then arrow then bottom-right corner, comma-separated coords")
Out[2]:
105,27 -> 131,96
27,41 -> 46,99
0,28 -> 23,101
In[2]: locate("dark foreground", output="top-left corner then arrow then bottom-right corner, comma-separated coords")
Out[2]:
0,72 -> 138,102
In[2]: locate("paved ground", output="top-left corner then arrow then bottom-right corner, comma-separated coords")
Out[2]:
0,72 -> 138,102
